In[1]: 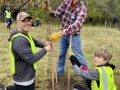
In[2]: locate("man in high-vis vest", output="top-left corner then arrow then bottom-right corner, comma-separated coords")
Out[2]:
4,6 -> 12,29
6,12 -> 52,90
70,48 -> 116,90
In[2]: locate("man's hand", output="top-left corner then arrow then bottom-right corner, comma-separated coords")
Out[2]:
61,31 -> 65,35
49,11 -> 55,17
44,43 -> 52,52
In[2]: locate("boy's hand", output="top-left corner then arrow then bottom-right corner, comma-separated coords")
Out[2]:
70,55 -> 81,67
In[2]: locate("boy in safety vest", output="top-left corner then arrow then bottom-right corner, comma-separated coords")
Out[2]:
70,48 -> 116,90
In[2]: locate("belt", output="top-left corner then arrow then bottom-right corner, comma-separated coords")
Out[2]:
72,33 -> 80,36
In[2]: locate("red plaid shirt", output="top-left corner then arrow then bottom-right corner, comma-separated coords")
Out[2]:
53,0 -> 87,35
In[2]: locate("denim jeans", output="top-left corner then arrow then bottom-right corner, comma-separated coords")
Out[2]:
6,19 -> 12,29
57,34 -> 88,76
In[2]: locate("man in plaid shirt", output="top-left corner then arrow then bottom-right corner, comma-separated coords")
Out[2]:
49,0 -> 88,76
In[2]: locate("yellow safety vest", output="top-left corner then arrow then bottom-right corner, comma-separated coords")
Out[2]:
10,33 -> 38,74
5,10 -> 11,19
91,66 -> 116,90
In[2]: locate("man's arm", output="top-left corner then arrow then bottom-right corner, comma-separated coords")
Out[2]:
32,38 -> 45,48
73,65 -> 99,80
63,6 -> 87,35
13,37 -> 47,64
50,0 -> 67,17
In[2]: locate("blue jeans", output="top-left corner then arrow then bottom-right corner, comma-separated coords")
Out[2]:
6,19 -> 12,29
57,35 -> 88,76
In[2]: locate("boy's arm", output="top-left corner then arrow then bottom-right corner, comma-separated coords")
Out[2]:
73,65 -> 99,80
70,55 -> 99,80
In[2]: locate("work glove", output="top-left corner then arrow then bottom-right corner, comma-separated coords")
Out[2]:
48,31 -> 62,41
70,55 -> 81,67
70,55 -> 88,70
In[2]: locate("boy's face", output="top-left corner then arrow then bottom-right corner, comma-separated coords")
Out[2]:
93,56 -> 108,66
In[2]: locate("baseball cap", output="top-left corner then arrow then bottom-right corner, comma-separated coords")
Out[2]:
17,12 -> 32,21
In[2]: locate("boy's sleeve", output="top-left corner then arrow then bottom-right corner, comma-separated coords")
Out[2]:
73,65 -> 99,80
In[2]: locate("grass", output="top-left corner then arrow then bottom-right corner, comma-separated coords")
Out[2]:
0,22 -> 120,90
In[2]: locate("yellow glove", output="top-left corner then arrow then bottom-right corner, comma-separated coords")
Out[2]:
48,31 -> 62,41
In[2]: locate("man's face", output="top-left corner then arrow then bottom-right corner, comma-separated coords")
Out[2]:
17,17 -> 31,33
93,56 -> 108,66
73,0 -> 81,4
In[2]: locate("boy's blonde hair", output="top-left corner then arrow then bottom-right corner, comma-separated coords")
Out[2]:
95,48 -> 113,61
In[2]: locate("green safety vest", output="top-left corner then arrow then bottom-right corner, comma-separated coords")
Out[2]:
10,33 -> 38,74
91,66 -> 116,90
5,10 -> 11,19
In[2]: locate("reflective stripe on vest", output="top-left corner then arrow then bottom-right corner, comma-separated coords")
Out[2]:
91,66 -> 116,90
5,10 -> 11,19
10,33 -> 38,74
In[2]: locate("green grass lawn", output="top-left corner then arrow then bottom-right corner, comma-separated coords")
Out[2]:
0,22 -> 120,90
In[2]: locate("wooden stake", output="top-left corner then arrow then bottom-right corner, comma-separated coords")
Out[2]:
50,21 -> 55,90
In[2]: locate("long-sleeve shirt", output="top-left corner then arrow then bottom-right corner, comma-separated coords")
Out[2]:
73,65 -> 99,80
52,0 -> 87,35
8,30 -> 47,84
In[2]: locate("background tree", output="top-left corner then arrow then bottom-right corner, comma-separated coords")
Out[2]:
0,0 -> 120,24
